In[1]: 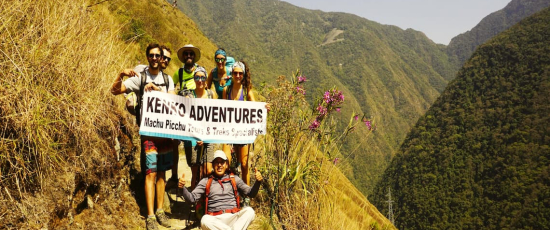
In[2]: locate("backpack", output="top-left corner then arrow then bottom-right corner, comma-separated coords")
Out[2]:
197,173 -> 240,218
134,70 -> 170,126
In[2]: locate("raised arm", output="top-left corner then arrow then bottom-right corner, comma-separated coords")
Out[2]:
237,168 -> 263,198
110,69 -> 136,95
178,173 -> 205,203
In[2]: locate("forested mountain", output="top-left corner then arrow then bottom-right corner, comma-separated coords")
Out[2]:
447,0 -> 550,66
372,7 -> 550,229
174,0 -> 456,195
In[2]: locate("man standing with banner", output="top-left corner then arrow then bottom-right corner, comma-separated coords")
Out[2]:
110,43 -> 175,230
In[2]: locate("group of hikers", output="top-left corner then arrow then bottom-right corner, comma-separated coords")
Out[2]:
110,43 -> 265,230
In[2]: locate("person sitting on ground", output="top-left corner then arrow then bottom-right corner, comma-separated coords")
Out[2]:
178,150 -> 263,230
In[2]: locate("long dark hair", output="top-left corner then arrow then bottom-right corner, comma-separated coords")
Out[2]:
241,61 -> 252,92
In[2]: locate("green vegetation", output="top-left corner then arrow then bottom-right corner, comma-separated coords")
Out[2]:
447,0 -> 550,66
254,72 -> 395,229
110,0 -> 219,73
0,0 -> 392,228
372,7 -> 550,229
175,0 -> 456,196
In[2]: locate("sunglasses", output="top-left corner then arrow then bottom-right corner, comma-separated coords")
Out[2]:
194,76 -> 207,82
212,160 -> 226,165
232,71 -> 244,76
148,53 -> 161,59
215,58 -> 225,63
163,56 -> 171,62
183,51 -> 194,56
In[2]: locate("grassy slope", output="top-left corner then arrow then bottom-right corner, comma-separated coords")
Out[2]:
0,0 -> 140,228
0,0 -> 391,228
373,7 -> 550,229
174,0 -> 457,196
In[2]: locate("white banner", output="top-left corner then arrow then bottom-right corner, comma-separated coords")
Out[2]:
139,91 -> 267,144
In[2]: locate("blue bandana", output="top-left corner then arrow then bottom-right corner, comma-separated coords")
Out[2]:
215,49 -> 227,58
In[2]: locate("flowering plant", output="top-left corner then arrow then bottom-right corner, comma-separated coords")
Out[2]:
258,69 -> 376,229
309,88 -> 345,131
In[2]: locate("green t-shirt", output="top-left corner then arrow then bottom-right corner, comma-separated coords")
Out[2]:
172,64 -> 197,91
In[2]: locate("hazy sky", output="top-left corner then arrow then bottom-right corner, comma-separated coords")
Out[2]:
282,0 -> 511,45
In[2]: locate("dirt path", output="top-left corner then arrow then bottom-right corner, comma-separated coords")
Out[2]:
160,148 -> 199,230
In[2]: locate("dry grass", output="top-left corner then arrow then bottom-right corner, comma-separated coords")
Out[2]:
0,0 -> 141,228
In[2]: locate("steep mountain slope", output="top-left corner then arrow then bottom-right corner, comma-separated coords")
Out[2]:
0,0 -> 218,228
447,0 -> 550,66
373,7 -> 550,229
174,0 -> 456,195
0,0 -> 392,228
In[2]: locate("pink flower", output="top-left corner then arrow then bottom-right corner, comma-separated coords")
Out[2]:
333,157 -> 339,165
324,91 -> 331,103
336,108 -> 341,112
296,86 -> 306,95
309,119 -> 320,130
365,120 -> 372,130
317,105 -> 327,115
354,115 -> 359,120
297,75 -> 306,83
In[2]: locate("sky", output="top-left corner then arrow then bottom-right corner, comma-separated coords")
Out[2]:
282,0 -> 511,45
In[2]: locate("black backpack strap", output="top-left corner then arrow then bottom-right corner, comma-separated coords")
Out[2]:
179,68 -> 183,91
136,71 -> 147,126
162,72 -> 170,92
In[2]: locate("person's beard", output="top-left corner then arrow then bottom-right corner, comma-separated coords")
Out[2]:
149,62 -> 160,71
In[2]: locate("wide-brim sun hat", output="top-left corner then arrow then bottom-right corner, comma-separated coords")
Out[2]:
177,44 -> 201,63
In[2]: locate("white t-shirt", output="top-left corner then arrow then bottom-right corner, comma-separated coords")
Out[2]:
123,68 -> 175,94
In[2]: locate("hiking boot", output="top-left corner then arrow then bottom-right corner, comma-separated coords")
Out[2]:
146,217 -> 159,230
155,210 -> 172,228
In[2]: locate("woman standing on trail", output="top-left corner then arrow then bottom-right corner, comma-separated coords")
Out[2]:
207,48 -> 233,98
181,67 -> 217,188
222,61 -> 255,185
